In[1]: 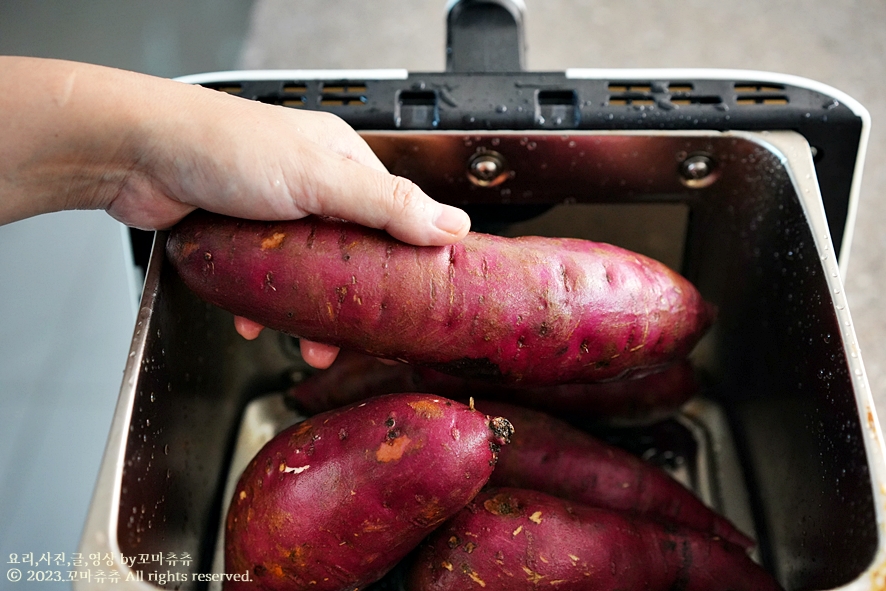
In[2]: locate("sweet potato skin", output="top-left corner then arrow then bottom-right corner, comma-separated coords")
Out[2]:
406,488 -> 783,591
287,350 -> 697,421
167,211 -> 714,386
223,394 -> 512,591
475,400 -> 754,550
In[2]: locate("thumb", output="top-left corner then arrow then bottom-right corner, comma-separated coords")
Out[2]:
294,148 -> 471,246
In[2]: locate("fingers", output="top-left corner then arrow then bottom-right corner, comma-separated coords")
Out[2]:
275,110 -> 470,245
285,145 -> 471,246
234,316 -> 264,340
235,315 -> 339,369
198,96 -> 471,246
299,339 -> 340,370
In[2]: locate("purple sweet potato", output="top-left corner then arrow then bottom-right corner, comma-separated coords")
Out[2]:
475,400 -> 754,550
287,349 -> 697,421
406,488 -> 783,591
166,211 -> 715,386
223,393 -> 513,591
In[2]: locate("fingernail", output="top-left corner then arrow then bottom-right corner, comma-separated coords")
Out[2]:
434,205 -> 470,236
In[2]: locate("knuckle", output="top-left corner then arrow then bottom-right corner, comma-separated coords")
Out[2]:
388,175 -> 421,213
314,111 -> 350,133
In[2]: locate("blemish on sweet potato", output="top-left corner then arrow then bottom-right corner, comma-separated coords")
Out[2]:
408,399 -> 444,419
415,498 -> 447,528
180,242 -> 199,258
376,434 -> 412,462
483,493 -> 519,516
528,511 -> 543,524
522,565 -> 544,584
261,232 -> 286,250
360,519 -> 392,533
461,564 -> 486,587
306,223 -> 316,248
291,421 -> 312,436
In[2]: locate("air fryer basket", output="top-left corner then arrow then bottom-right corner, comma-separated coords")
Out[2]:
79,2 -> 885,590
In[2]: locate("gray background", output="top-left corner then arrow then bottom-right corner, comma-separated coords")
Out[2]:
1,0 -> 884,585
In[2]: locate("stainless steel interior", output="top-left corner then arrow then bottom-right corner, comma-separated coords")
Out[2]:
79,130 -> 886,591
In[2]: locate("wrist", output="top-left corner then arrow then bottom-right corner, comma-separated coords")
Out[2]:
0,58 -> 163,225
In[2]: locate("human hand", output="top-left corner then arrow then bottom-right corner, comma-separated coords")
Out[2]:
0,57 -> 470,368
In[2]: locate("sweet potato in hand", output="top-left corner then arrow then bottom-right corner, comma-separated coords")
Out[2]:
475,400 -> 754,549
167,211 -> 714,386
406,488 -> 783,591
223,393 -> 513,591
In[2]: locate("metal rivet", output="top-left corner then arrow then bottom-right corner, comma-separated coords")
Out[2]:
681,155 -> 712,179
467,150 -> 510,187
679,154 -> 718,188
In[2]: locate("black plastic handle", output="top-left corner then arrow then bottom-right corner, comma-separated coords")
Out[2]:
446,0 -> 526,72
